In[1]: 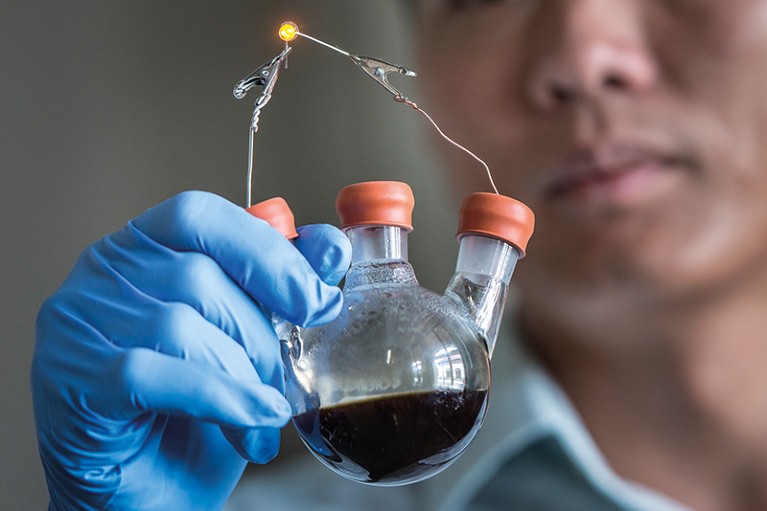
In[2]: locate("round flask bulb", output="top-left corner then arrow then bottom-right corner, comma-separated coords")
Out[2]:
286,182 -> 492,486
278,21 -> 299,42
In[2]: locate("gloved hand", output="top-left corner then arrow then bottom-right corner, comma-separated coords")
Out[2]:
31,191 -> 351,511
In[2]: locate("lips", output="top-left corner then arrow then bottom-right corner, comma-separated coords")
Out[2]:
543,142 -> 694,208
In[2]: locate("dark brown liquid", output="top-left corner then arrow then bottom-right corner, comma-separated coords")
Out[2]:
293,389 -> 488,484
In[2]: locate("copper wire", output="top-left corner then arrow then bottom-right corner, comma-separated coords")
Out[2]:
395,96 -> 500,195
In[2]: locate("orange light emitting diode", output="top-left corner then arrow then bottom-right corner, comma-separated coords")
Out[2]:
278,21 -> 299,42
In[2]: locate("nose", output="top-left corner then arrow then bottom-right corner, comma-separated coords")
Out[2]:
527,0 -> 658,111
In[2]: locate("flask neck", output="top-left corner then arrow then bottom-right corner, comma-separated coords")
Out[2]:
346,225 -> 409,265
344,225 -> 416,289
444,235 -> 520,357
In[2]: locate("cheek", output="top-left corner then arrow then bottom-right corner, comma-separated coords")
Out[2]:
418,42 -> 511,140
419,45 -> 547,200
516,170 -> 767,310
657,183 -> 767,302
417,11 -> 533,139
721,0 -> 767,50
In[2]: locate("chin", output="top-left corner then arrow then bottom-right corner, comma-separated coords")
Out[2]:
516,218 -> 742,319
521,230 -> 767,334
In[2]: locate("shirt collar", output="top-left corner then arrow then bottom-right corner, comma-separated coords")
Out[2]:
423,316 -> 691,511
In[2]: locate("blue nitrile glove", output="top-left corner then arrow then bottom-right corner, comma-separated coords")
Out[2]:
31,191 -> 351,511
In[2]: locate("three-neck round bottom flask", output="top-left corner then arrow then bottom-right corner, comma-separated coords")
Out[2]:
250,182 -> 534,486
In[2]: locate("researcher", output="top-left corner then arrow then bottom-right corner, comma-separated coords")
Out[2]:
31,1 -> 767,510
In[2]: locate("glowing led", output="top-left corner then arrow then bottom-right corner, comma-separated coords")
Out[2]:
278,21 -> 299,42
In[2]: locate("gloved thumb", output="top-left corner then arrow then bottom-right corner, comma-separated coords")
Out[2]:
294,224 -> 351,286
221,426 -> 282,464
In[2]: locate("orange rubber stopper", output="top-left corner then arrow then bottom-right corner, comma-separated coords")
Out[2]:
336,181 -> 415,231
457,193 -> 535,256
246,197 -> 299,240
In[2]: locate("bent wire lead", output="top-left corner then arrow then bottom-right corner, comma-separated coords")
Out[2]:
234,20 -> 499,207
292,23 -> 499,195
233,45 -> 292,207
395,96 -> 500,195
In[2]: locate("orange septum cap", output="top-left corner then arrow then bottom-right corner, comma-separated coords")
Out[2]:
336,181 -> 415,231
246,197 -> 299,240
457,193 -> 535,256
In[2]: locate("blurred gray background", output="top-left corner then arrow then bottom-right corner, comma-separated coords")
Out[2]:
1,2 -> 460,508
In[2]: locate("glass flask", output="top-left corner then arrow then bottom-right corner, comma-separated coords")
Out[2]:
249,182 -> 534,486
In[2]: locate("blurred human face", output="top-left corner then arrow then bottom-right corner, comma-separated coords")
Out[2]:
417,0 -> 767,319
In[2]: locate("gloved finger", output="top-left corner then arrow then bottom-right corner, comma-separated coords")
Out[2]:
62,239 -> 281,389
294,224 -> 351,286
221,426 -> 282,464
131,191 -> 343,327
106,226 -> 284,391
113,301 -> 268,384
97,347 -> 291,427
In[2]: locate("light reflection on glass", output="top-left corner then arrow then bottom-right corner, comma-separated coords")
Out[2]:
433,346 -> 465,390
411,360 -> 423,385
